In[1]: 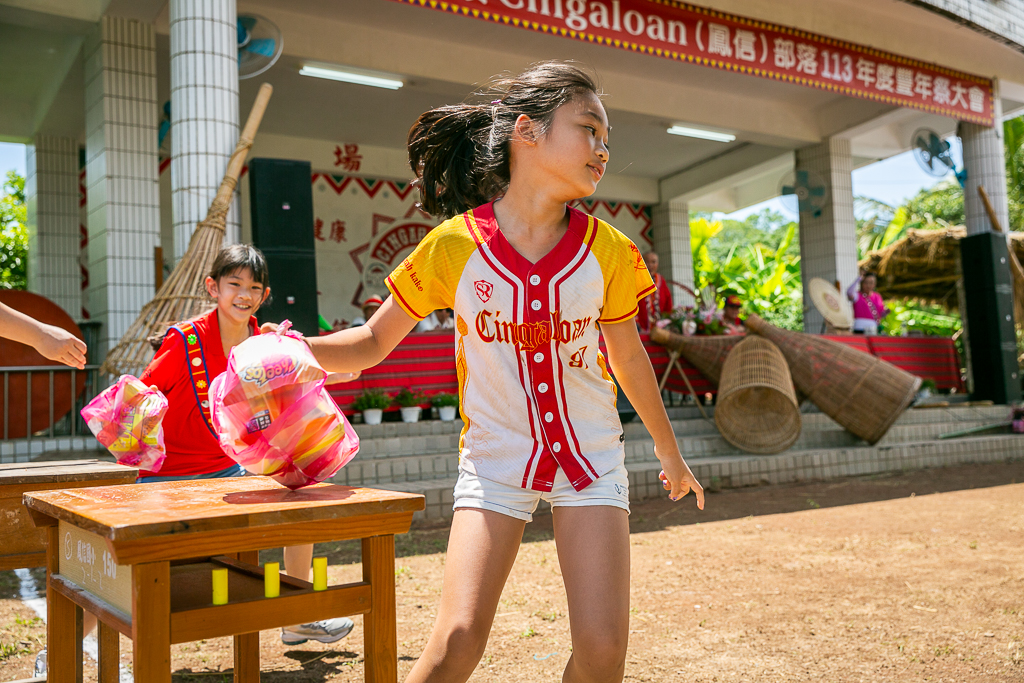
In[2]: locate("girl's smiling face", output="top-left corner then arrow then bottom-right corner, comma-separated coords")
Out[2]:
514,90 -> 610,201
205,268 -> 269,326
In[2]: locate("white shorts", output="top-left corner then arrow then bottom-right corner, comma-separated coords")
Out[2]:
453,463 -> 630,522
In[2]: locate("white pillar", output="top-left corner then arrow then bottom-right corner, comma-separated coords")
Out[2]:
795,138 -> 858,332
169,0 -> 239,259
650,198 -> 694,306
84,16 -> 161,353
962,85 -> 1008,235
25,136 -> 81,317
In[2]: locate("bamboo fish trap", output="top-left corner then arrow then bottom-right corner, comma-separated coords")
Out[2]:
101,84 -> 274,377
715,335 -> 801,454
744,313 -> 921,444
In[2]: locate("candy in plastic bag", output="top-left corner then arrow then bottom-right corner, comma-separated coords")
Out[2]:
209,320 -> 359,489
81,375 -> 168,471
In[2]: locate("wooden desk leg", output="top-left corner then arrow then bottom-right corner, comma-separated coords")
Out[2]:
363,534 -> 397,683
46,526 -> 83,683
233,550 -> 261,683
97,620 -> 119,683
132,562 -> 171,683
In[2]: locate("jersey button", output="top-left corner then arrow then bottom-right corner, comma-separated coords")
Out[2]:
531,300 -> 542,311
544,412 -> 554,422
533,352 -> 544,363
530,274 -> 541,285
538,382 -> 549,393
552,442 -> 562,453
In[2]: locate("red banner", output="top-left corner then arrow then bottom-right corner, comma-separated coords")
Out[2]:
390,0 -> 994,126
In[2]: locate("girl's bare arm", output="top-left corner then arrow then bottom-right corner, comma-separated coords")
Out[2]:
601,319 -> 705,509
0,302 -> 87,369
304,297 -> 419,373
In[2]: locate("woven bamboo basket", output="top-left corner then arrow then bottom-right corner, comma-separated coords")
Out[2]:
744,314 -> 921,444
101,84 -> 274,377
649,326 -> 741,386
715,336 -> 801,454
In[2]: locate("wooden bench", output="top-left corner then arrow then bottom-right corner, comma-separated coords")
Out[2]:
0,460 -> 138,571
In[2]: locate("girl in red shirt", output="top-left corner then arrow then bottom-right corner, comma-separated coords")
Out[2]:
139,244 -> 354,646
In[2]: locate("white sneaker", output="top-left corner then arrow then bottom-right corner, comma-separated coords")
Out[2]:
280,617 -> 354,645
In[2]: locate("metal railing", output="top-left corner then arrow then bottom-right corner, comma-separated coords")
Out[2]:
1,364 -> 105,442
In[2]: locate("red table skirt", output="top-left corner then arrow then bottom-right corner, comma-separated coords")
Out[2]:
328,330 -> 964,413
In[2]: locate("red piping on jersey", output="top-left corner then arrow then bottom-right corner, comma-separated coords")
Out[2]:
551,215 -> 603,488
465,207 -> 546,490
474,203 -> 599,491
385,274 -> 428,320
599,284 -> 657,324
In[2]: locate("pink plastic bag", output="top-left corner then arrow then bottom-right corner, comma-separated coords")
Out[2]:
209,320 -> 359,489
81,375 -> 168,472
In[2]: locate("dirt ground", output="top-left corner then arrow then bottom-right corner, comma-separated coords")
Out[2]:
1,460 -> 1022,682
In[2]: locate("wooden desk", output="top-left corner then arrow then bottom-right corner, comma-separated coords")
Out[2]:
24,477 -> 425,683
0,460 -> 137,571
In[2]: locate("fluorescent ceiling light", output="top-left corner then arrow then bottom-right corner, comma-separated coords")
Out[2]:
299,65 -> 404,90
666,125 -> 735,143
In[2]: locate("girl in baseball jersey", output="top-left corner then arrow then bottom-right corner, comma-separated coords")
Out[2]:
292,62 -> 704,683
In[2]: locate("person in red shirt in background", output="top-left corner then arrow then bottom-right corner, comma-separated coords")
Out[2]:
721,294 -> 745,335
636,250 -> 672,332
140,244 -> 355,647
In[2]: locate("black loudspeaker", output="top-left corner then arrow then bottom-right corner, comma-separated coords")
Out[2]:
248,158 -> 319,337
960,232 -> 1021,404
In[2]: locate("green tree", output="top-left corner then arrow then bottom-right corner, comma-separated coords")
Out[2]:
0,171 -> 27,290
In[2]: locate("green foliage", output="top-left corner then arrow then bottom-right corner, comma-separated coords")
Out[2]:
690,211 -> 804,331
879,300 -> 961,338
430,392 -> 459,408
393,387 -> 426,407
352,388 -> 392,411
0,171 -> 27,290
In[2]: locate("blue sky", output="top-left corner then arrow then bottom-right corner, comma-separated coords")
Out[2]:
0,142 -> 26,178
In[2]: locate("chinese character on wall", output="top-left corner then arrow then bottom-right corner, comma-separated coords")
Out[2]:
334,143 -> 363,172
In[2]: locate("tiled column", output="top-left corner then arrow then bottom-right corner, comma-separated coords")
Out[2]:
795,138 -> 858,332
961,87 -> 1008,235
650,199 -> 694,306
169,0 -> 239,259
84,16 -> 161,353
25,136 -> 81,317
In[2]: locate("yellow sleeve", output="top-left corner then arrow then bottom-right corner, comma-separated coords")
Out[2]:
385,216 -> 477,321
591,220 -> 657,323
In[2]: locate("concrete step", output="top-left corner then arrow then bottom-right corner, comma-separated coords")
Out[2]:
372,433 -> 1024,522
352,405 -> 1007,459
332,412 -> 1007,489
348,404 -> 1005,465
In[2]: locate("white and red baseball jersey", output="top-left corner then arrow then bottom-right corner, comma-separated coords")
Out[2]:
387,202 -> 655,492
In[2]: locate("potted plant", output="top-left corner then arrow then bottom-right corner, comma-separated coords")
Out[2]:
394,387 -> 427,423
352,389 -> 392,425
431,392 -> 459,422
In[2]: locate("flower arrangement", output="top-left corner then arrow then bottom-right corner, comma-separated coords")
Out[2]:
352,388 -> 392,411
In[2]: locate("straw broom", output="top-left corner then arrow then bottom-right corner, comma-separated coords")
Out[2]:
101,83 -> 274,377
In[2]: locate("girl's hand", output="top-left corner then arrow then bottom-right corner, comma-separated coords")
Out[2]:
35,324 -> 87,369
259,322 -> 279,334
657,448 -> 705,509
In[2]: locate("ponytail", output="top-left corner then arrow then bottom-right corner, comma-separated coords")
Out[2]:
408,61 -> 600,218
